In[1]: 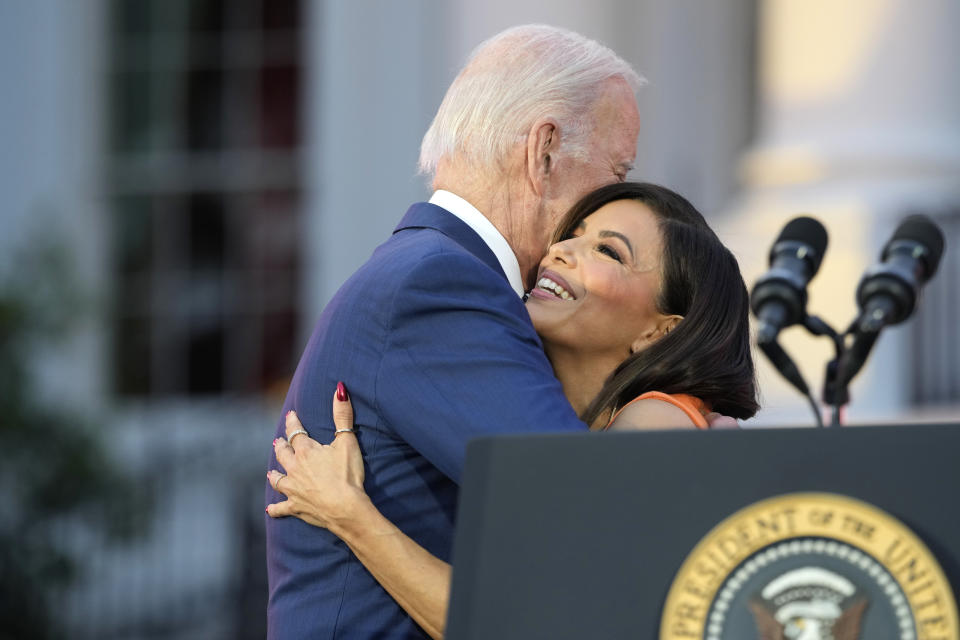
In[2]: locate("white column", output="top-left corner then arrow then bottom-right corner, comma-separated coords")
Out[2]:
726,0 -> 960,425
0,0 -> 109,411
302,1 -> 450,326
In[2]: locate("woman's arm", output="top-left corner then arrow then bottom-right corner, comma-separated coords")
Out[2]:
334,500 -> 451,640
606,398 -> 696,430
267,393 -> 451,640
267,389 -> 726,637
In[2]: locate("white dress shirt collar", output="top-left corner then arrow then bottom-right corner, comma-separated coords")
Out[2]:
428,190 -> 525,298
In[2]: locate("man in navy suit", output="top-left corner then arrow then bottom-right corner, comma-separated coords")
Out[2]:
266,25 -> 643,638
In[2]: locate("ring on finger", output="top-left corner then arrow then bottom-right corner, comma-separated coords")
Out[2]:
288,428 -> 309,444
335,428 -> 355,435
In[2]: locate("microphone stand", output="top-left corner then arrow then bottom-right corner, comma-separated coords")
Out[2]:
761,311 -> 888,429
822,317 -> 882,427
758,314 -> 844,428
800,316 -> 844,427
758,321 -> 819,428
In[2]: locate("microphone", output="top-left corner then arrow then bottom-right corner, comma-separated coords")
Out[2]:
855,215 -> 945,333
751,216 -> 829,344
832,214 -> 945,400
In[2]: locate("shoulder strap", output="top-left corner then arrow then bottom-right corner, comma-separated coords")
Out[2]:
607,391 -> 710,429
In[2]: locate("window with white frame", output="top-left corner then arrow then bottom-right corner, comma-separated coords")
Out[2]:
108,0 -> 303,396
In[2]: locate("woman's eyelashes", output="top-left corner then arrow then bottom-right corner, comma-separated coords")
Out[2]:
561,227 -> 626,263
559,233 -> 625,263
596,243 -> 623,263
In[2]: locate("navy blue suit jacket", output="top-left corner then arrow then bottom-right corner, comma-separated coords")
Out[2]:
266,202 -> 585,639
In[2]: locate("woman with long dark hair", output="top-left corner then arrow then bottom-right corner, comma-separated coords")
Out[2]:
268,182 -> 757,638
536,181 -> 757,428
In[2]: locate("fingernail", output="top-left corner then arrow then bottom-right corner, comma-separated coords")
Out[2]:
336,381 -> 349,402
272,439 -> 278,446
265,506 -> 269,513
266,470 -> 271,478
286,410 -> 293,417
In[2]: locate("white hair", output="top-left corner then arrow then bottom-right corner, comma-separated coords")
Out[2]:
418,24 -> 645,179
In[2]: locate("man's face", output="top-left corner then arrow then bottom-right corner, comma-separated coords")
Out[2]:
527,79 -> 641,281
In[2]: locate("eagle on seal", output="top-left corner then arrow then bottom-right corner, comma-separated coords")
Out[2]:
748,598 -> 867,639
747,566 -> 868,639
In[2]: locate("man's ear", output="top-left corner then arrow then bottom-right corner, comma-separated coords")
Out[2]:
526,119 -> 558,197
630,315 -> 683,354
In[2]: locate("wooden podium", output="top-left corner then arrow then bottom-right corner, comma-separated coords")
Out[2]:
445,424 -> 960,639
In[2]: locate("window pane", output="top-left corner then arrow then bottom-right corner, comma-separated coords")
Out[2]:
108,0 -> 302,399
153,0 -> 189,34
112,0 -> 153,35
113,196 -> 153,274
262,310 -> 296,389
153,69 -> 186,151
186,69 -> 224,149
222,70 -> 259,149
260,65 -> 299,148
111,71 -> 152,152
116,315 -> 151,395
188,193 -> 225,270
263,0 -> 299,32
189,0 -> 225,34
228,0 -> 263,31
187,324 -> 223,393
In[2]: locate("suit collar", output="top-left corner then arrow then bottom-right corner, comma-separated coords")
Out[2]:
395,202 -> 514,289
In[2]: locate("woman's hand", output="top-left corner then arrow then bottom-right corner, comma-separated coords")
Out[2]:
266,384 -> 454,639
267,385 -> 369,535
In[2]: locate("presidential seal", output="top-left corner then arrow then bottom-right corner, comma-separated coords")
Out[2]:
659,493 -> 958,639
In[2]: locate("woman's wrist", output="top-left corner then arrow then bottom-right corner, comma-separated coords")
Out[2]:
326,489 -> 384,541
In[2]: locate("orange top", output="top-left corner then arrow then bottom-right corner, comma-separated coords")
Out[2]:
606,391 -> 710,430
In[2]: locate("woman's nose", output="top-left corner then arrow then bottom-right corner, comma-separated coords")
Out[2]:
547,239 -> 576,265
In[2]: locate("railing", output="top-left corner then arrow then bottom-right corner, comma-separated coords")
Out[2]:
50,406 -> 274,639
911,207 -> 960,406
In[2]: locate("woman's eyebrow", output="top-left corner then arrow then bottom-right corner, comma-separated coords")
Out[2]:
599,229 -> 634,260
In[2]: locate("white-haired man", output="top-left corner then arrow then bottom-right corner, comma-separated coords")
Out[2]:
267,25 -> 643,639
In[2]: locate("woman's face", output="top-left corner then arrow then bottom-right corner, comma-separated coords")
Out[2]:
526,199 -> 674,359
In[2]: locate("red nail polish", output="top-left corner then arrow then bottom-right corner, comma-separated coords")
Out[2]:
336,381 -> 349,402
265,506 -> 269,513
273,439 -> 278,446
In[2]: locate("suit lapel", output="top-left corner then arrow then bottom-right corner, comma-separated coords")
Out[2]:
394,202 -> 508,283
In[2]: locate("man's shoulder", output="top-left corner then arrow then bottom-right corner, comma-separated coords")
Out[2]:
355,225 -> 514,294
375,223 -> 475,263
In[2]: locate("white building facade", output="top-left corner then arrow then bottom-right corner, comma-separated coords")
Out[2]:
1,1 -> 956,636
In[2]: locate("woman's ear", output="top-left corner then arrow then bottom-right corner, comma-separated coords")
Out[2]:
630,315 -> 683,354
526,119 -> 558,196
661,315 -> 683,336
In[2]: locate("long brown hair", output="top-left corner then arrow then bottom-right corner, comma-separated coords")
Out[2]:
550,182 -> 759,426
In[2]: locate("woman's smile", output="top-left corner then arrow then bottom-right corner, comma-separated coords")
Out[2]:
530,269 -> 577,301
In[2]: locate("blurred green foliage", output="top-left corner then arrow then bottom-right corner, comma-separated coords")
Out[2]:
0,237 -> 148,639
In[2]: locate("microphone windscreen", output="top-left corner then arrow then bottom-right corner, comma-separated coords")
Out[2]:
774,216 -> 829,273
884,214 -> 945,277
